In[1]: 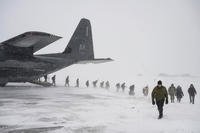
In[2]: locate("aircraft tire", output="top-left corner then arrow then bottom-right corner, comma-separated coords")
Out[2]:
0,83 -> 7,87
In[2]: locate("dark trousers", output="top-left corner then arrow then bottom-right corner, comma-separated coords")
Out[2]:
156,99 -> 165,117
189,95 -> 195,104
170,95 -> 175,103
177,97 -> 182,103
65,82 -> 69,87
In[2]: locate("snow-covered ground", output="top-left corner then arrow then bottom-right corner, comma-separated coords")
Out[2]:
0,82 -> 199,133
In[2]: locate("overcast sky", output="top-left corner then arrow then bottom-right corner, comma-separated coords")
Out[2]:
0,0 -> 200,79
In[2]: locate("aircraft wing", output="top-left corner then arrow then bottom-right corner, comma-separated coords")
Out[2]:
76,58 -> 113,64
1,31 -> 62,53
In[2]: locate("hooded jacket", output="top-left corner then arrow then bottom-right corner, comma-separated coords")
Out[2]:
152,85 -> 168,101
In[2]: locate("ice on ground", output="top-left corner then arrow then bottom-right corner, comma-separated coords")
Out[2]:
0,84 -> 199,133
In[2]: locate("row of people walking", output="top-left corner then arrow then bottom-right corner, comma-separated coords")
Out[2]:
65,76 -> 197,104
65,76 -> 111,89
152,80 -> 197,119
47,75 -> 138,97
65,76 -> 137,96
168,83 -> 197,104
49,75 -> 197,104
48,75 -> 197,120
49,75 -> 197,105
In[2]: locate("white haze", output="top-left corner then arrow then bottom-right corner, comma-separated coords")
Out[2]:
0,0 -> 200,87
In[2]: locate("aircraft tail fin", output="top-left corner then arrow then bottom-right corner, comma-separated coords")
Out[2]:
63,18 -> 94,61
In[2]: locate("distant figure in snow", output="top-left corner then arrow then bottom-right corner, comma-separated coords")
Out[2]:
176,85 -> 184,103
143,86 -> 149,96
86,80 -> 89,88
121,83 -> 126,92
105,81 -> 110,89
188,84 -> 197,104
116,83 -> 121,92
100,81 -> 104,88
151,80 -> 168,119
65,76 -> 69,87
51,75 -> 56,86
129,84 -> 135,96
168,84 -> 176,103
44,74 -> 48,82
38,77 -> 41,82
75,78 -> 79,87
93,80 -> 98,88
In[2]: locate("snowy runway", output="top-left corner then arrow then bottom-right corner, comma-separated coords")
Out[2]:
0,85 -> 199,133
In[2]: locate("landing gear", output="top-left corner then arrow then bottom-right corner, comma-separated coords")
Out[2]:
0,83 -> 7,87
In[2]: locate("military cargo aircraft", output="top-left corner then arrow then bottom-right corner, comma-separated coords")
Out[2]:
0,18 -> 112,87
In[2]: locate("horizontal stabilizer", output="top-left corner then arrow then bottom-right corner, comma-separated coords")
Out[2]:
76,58 -> 113,64
1,31 -> 62,53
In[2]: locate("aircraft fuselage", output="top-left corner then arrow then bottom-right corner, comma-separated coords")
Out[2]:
0,49 -> 74,83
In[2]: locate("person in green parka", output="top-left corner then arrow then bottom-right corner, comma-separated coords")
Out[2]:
152,80 -> 168,119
